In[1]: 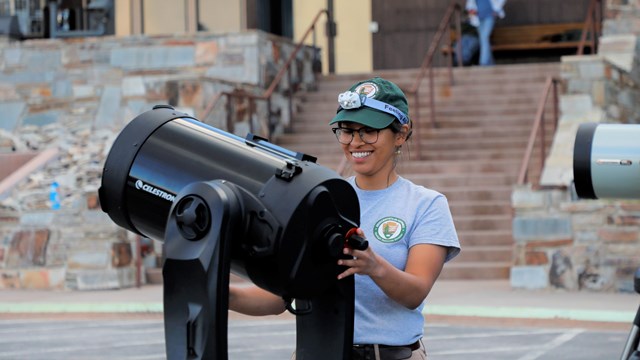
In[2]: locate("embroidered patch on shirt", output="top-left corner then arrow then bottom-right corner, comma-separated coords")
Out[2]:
373,217 -> 406,243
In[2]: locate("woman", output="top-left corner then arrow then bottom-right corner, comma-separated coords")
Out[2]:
229,77 -> 460,360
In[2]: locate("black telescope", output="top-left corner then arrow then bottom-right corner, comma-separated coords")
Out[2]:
573,123 -> 640,200
99,105 -> 365,359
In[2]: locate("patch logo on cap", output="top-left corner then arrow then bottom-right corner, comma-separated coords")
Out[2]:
354,82 -> 379,98
373,216 -> 406,243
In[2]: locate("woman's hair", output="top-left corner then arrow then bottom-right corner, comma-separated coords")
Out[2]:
388,119 -> 413,141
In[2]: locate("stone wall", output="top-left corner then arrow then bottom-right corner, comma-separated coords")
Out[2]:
0,31 -> 319,289
511,0 -> 640,292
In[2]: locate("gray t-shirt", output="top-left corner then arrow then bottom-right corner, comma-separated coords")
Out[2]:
348,176 -> 460,345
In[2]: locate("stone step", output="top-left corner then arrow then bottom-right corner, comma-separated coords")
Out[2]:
279,143 -> 530,162
301,86 -> 547,105
420,136 -> 552,150
457,229 -> 514,246
405,173 -> 516,187
454,245 -> 513,263
291,111 -> 555,130
452,214 -> 512,231
448,200 -> 512,216
398,159 -> 525,174
310,158 -> 530,175
420,126 -> 540,139
278,128 -> 554,152
422,149 -> 526,161
439,186 -> 513,202
439,261 -> 511,280
318,63 -> 559,90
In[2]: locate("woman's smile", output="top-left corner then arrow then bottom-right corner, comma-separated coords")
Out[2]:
351,151 -> 372,159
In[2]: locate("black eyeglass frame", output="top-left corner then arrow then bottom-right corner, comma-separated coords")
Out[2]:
331,127 -> 381,145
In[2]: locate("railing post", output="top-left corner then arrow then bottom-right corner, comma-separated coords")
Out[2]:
578,0 -> 599,55
539,113 -> 545,186
224,93 -> 233,134
552,79 -> 559,133
446,26 -> 454,74
326,0 -> 337,74
429,66 -> 436,129
414,91 -> 421,160
517,76 -> 560,187
408,1 -> 463,135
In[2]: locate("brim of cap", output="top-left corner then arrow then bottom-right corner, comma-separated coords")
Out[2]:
329,108 -> 395,129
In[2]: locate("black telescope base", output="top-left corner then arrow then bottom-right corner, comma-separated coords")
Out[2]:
161,180 -> 354,360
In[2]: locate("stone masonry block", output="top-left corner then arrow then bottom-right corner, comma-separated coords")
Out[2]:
525,250 -> 549,265
608,214 -> 640,226
195,41 -> 218,65
578,61 -> 607,80
512,216 -> 573,242
20,267 -> 65,289
0,270 -> 20,288
549,250 -> 578,290
598,227 -> 640,243
572,212 -> 608,230
559,94 -> 593,116
620,203 -> 640,212
0,101 -> 26,131
94,86 -> 122,128
511,185 -> 547,209
525,239 -> 574,249
6,229 -> 49,267
112,242 -> 132,268
599,34 -> 637,71
560,201 -> 606,213
67,267 -> 136,290
510,266 -> 549,289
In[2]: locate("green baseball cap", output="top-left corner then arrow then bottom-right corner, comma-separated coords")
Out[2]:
329,77 -> 410,129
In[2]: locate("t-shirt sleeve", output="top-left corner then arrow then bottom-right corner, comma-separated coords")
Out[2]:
409,194 -> 461,262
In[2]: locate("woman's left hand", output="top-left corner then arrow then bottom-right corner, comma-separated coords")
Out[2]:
337,229 -> 382,280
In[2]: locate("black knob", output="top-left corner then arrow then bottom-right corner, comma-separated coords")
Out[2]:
175,196 -> 211,241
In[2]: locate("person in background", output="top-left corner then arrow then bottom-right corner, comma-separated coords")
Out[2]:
229,77 -> 461,360
455,18 -> 480,66
466,0 -> 506,66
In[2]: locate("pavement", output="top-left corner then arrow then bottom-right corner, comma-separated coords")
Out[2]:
0,279 -> 638,330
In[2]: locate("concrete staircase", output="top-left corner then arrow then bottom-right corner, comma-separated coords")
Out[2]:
275,62 -> 560,280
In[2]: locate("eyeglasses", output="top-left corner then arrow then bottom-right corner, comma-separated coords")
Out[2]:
331,127 -> 381,145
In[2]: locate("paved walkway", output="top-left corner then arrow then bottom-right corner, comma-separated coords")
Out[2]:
0,280 -> 638,328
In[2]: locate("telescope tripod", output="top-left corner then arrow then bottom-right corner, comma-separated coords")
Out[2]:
621,269 -> 640,360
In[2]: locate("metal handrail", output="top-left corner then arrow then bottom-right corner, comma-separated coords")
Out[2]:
517,0 -> 602,186
199,9 -> 329,138
406,1 -> 463,160
516,76 -> 560,187
577,0 -> 603,56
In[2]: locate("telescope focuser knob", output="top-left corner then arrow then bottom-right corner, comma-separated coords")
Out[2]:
175,195 -> 211,241
344,228 -> 369,251
347,235 -> 368,251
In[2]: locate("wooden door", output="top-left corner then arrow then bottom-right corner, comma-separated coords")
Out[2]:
372,0 -> 447,70
371,0 -> 594,70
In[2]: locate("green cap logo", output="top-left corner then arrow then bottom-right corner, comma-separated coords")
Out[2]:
373,217 -> 406,243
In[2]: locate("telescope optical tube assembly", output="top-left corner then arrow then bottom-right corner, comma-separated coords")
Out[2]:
573,123 -> 640,199
99,105 -> 361,359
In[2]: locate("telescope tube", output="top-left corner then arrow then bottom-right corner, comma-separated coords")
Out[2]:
99,105 -> 360,298
573,123 -> 640,199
